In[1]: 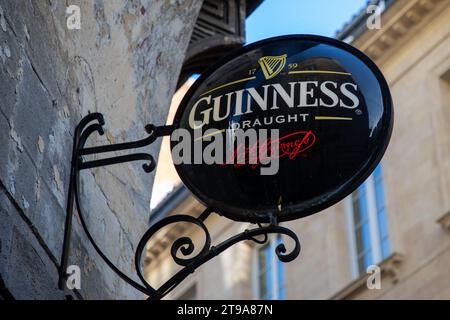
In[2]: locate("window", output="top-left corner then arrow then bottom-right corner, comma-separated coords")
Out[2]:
255,235 -> 285,300
374,165 -> 390,258
352,183 -> 373,274
348,164 -> 390,276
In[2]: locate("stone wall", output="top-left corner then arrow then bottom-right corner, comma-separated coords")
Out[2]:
0,0 -> 202,299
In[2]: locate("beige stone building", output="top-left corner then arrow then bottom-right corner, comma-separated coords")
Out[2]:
145,0 -> 450,299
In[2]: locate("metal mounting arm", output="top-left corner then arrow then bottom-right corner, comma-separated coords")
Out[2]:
59,113 -> 301,300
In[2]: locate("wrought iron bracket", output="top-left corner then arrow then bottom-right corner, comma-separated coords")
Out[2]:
59,113 -> 301,300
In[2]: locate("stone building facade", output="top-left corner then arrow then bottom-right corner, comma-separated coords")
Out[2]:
145,0 -> 450,299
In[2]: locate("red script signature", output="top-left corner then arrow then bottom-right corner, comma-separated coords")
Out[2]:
224,130 -> 316,168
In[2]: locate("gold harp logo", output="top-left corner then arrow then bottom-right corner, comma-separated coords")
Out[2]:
258,54 -> 287,80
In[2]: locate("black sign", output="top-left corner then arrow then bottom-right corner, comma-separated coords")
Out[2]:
171,35 -> 393,223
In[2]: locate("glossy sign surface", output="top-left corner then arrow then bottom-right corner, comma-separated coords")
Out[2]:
171,35 -> 393,223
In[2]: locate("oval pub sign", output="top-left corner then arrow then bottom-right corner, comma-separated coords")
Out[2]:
171,35 -> 393,223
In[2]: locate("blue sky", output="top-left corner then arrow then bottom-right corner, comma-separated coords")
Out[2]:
246,0 -> 368,43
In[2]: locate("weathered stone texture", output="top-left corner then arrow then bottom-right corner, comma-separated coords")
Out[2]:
0,0 -> 202,299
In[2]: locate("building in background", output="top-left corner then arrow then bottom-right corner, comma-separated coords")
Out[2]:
146,0 -> 450,299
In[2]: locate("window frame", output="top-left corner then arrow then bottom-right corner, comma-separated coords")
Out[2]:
252,235 -> 286,300
346,167 -> 388,278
